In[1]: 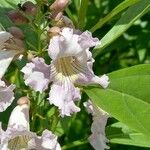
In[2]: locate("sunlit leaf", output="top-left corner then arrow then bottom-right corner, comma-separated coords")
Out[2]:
84,64 -> 150,136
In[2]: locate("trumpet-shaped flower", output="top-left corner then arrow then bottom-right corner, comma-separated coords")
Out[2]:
21,28 -> 109,117
84,100 -> 109,150
0,98 -> 61,150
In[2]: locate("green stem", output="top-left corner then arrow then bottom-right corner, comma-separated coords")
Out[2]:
50,108 -> 60,132
90,0 -> 140,33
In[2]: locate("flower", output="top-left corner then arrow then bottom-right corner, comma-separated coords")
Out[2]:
21,27 -> 109,117
0,97 -> 61,150
84,100 -> 109,150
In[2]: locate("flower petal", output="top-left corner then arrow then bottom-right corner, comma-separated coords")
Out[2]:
48,82 -> 80,117
21,57 -> 50,93
0,82 -> 15,112
90,75 -> 110,89
48,28 -> 83,60
8,104 -> 30,129
28,130 -> 61,150
78,31 -> 100,49
0,31 -> 23,79
75,49 -> 109,88
84,100 -> 109,150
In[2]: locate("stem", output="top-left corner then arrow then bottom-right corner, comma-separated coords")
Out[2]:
50,108 -> 60,132
37,28 -> 42,52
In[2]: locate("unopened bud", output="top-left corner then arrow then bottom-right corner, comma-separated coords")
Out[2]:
8,27 -> 24,40
54,16 -> 74,28
48,26 -> 61,37
50,0 -> 69,13
54,12 -> 63,21
27,52 -> 35,61
17,96 -> 29,106
22,1 -> 37,16
7,10 -> 28,25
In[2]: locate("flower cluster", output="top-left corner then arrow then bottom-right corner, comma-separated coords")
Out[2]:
0,0 -> 110,149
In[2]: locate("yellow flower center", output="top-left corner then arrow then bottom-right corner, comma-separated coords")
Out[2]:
8,135 -> 30,150
52,56 -> 84,83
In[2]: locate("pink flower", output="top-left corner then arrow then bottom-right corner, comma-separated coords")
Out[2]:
22,28 -> 109,117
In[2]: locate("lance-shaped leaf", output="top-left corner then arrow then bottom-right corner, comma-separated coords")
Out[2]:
92,0 -> 150,58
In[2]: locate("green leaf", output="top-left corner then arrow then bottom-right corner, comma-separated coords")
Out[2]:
84,64 -> 150,136
107,123 -> 150,147
108,64 -> 150,79
84,87 -> 150,136
90,0 -> 140,33
78,0 -> 89,30
111,133 -> 150,147
92,0 -> 150,58
108,64 -> 150,103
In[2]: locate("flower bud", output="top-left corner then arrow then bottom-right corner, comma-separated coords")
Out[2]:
7,10 -> 28,25
27,52 -> 35,61
50,0 -> 69,12
8,27 -> 24,40
22,1 -> 37,16
17,96 -> 29,106
54,16 -> 74,28
48,26 -> 61,37
8,96 -> 30,129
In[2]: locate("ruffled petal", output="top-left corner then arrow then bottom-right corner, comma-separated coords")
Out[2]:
0,81 -> 15,112
48,82 -> 81,117
78,31 -> 100,49
0,31 -> 24,79
28,130 -> 61,150
90,75 -> 110,89
75,49 -> 109,88
84,100 -> 109,150
21,57 -> 51,93
48,28 -> 83,60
